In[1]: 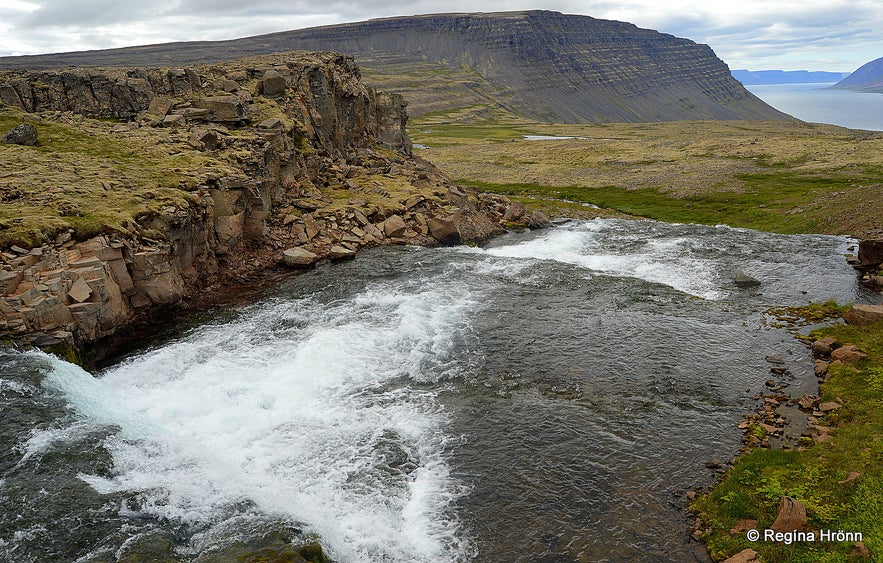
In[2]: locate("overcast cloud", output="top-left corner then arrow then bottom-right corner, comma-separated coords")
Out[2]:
1,0 -> 882,71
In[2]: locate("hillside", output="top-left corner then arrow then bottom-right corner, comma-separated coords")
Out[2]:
0,11 -> 789,124
832,55 -> 883,93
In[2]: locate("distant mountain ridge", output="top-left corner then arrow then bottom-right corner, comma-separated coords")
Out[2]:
732,69 -> 849,85
0,11 -> 789,123
832,56 -> 883,93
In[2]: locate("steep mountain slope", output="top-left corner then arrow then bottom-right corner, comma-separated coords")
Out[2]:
0,11 -> 788,123
832,55 -> 883,93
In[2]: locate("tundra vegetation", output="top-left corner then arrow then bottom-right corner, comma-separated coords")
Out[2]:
410,109 -> 883,236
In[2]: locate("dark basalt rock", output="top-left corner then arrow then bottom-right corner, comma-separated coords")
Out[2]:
1,122 -> 37,145
0,11 -> 789,124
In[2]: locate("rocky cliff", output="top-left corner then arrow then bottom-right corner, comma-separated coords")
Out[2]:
0,52 -> 513,356
0,11 -> 789,123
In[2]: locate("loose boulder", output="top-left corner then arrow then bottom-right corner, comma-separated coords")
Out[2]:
722,548 -> 759,563
734,271 -> 761,288
328,245 -> 356,260
1,123 -> 38,146
527,210 -> 551,229
382,215 -> 407,238
858,238 -> 883,267
843,304 -> 883,326
771,496 -> 808,532
427,216 -> 461,245
258,70 -> 288,97
503,201 -> 526,222
831,344 -> 869,363
282,247 -> 318,268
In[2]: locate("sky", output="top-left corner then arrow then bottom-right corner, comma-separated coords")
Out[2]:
1,0 -> 882,72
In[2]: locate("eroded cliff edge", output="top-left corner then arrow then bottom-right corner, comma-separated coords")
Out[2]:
0,52 -> 513,354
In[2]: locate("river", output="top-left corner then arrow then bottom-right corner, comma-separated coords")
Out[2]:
1,219 -> 879,562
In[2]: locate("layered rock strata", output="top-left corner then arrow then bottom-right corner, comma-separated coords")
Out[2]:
0,52 -> 513,353
0,11 -> 790,123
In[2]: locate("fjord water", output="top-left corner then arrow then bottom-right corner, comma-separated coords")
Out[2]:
745,82 -> 883,131
1,219 -> 877,562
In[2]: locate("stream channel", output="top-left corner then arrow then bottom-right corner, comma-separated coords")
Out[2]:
1,218 -> 879,562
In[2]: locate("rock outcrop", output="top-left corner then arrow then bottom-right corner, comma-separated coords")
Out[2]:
0,52 -> 512,355
0,11 -> 790,124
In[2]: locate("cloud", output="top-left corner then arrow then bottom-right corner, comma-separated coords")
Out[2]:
1,0 -> 882,70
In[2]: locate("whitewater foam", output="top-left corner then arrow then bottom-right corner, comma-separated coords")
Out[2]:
476,220 -> 723,299
33,280 -> 475,562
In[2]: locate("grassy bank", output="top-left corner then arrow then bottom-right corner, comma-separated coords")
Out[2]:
410,115 -> 883,236
692,317 -> 883,562
0,107 -> 248,248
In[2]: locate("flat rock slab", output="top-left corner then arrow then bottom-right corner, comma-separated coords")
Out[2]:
843,304 -> 883,326
282,247 -> 318,267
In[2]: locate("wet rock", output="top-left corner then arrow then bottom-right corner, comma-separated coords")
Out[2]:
281,247 -> 318,267
1,123 -> 38,146
734,270 -> 761,287
527,210 -> 552,229
858,238 -> 883,267
797,395 -> 816,410
503,201 -> 526,221
771,496 -> 807,532
843,304 -> 883,326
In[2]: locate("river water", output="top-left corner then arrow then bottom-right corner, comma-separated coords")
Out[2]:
1,219 -> 878,562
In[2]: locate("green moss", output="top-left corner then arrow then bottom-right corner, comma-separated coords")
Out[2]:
0,107 -> 240,248
694,318 -> 883,562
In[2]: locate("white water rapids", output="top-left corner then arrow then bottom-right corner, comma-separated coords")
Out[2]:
4,219 -> 878,562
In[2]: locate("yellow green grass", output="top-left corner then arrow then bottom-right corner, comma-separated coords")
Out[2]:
410,115 -> 883,236
0,107 -> 241,248
692,319 -> 883,562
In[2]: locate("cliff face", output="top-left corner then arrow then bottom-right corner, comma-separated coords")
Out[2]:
0,52 -> 511,353
0,11 -> 789,123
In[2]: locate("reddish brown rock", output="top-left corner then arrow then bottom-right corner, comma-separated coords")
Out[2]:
722,548 -> 759,563
843,304 -> 883,326
771,496 -> 807,532
831,345 -> 869,363
382,215 -> 407,238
